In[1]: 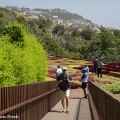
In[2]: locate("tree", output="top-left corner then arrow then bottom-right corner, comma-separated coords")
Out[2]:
38,35 -> 65,56
45,18 -> 53,28
16,13 -> 27,24
112,29 -> 120,37
52,25 -> 64,36
77,29 -> 120,62
38,17 -> 52,29
71,28 -> 80,37
80,28 -> 95,40
0,7 -> 17,26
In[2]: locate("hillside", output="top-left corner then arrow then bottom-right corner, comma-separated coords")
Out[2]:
1,7 -> 120,63
38,8 -> 94,25
49,11 -> 84,20
4,6 -> 95,27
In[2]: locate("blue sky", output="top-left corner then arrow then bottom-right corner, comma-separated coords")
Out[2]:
1,0 -> 120,29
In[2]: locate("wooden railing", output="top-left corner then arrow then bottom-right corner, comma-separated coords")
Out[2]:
88,81 -> 120,120
0,81 -> 60,120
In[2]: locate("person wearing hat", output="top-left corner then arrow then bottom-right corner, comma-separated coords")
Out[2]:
84,64 -> 89,73
56,66 -> 72,112
81,68 -> 88,98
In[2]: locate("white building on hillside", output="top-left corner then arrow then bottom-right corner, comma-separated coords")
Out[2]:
53,16 -> 58,19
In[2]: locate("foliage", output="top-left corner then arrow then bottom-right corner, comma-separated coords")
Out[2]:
71,28 -> 80,37
76,29 -> 120,62
2,7 -> 120,63
80,28 -> 95,40
75,42 -> 90,59
0,7 -> 17,26
112,29 -> 120,37
100,81 -> 120,94
38,17 -> 52,29
2,23 -> 25,47
0,24 -> 47,86
27,19 -> 39,27
38,35 -> 65,56
52,25 -> 64,36
16,13 -> 27,24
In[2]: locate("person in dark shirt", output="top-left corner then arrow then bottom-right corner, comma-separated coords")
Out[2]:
93,57 -> 99,75
97,60 -> 102,78
56,66 -> 72,112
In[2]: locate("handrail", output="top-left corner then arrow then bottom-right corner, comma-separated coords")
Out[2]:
0,88 -> 56,115
88,80 -> 120,120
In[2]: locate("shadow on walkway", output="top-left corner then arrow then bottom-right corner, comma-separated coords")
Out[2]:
41,88 -> 92,120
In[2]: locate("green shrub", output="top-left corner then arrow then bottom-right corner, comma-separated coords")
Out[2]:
100,81 -> 120,94
0,24 -> 47,86
3,23 -> 25,47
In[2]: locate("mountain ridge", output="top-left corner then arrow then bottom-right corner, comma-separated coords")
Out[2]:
3,6 -> 98,27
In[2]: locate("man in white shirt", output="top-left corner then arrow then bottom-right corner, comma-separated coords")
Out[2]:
56,65 -> 62,77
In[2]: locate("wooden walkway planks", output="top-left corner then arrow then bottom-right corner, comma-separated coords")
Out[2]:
41,88 -> 92,120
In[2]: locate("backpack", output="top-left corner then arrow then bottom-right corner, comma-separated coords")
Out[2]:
58,73 -> 70,91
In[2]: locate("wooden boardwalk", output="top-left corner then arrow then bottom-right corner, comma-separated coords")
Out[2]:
41,88 -> 92,120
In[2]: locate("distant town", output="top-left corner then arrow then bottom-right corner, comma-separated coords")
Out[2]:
2,6 -> 103,33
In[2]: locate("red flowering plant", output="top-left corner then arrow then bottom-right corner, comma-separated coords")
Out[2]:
46,56 -> 120,95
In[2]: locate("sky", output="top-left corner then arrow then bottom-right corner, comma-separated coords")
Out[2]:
1,0 -> 120,29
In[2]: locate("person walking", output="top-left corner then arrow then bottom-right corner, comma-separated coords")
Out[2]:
56,65 -> 62,78
81,68 -> 88,98
97,60 -> 102,78
93,57 -> 99,75
56,66 -> 72,112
